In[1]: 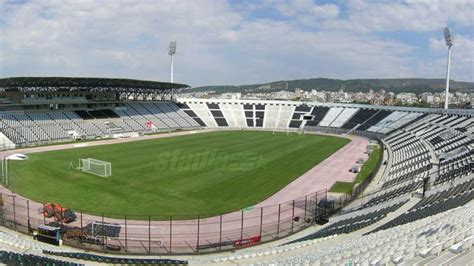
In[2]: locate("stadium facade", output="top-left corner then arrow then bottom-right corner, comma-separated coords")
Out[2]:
0,77 -> 473,264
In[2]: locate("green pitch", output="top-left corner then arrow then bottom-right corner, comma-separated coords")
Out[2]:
8,131 -> 349,219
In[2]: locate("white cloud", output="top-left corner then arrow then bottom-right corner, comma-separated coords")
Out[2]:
324,0 -> 474,33
0,0 -> 472,85
269,0 -> 340,19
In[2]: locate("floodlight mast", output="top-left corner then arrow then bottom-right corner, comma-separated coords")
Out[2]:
169,41 -> 177,83
443,27 -> 453,110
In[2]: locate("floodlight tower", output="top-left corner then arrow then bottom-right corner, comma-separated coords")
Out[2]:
169,41 -> 177,83
443,27 -> 453,110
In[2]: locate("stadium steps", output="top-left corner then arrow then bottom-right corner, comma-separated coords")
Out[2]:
25,113 -> 57,141
172,103 -> 201,127
63,112 -> 104,137
105,121 -> 125,134
45,112 -> 75,136
115,109 -> 147,131
152,102 -> 181,128
340,108 -> 377,130
128,102 -> 169,129
328,107 -> 355,127
12,114 -> 46,142
164,102 -> 194,128
357,110 -> 392,131
0,122 -> 27,144
60,111 -> 89,136
421,248 -> 474,266
331,197 -> 420,238
138,102 -> 166,124
151,102 -> 181,129
388,113 -> 428,133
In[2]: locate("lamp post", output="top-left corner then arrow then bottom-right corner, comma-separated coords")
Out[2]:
443,27 -> 454,110
169,41 -> 177,83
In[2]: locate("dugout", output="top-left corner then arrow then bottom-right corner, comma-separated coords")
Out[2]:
33,224 -> 62,246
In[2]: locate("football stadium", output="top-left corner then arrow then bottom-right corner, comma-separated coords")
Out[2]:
1,1 -> 474,265
0,76 -> 472,265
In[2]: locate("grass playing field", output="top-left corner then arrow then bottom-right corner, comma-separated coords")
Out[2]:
8,131 -> 349,219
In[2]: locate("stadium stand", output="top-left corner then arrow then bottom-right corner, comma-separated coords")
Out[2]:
329,107 -> 358,127
0,227 -> 188,265
306,106 -> 330,127
0,102 -> 201,146
367,111 -> 423,134
318,107 -> 344,127
172,100 -> 471,264
203,200 -> 473,265
176,100 -> 439,137
357,110 -> 393,130
287,200 -> 408,243
341,108 -> 378,130
0,78 -> 472,263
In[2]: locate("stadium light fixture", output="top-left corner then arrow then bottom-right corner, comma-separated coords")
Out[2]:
169,41 -> 177,83
443,27 -> 453,110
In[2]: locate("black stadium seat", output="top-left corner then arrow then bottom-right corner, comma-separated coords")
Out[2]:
0,251 -> 81,266
43,250 -> 188,265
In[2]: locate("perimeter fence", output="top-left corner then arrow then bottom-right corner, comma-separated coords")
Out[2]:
1,189 -> 333,254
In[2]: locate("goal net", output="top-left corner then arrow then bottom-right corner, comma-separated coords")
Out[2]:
79,158 -> 111,177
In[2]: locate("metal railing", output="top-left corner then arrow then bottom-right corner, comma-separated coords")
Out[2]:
0,189 -> 329,255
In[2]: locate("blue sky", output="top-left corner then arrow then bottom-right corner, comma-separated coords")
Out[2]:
0,0 -> 473,86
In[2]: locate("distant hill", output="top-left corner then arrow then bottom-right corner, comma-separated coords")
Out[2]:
187,78 -> 474,94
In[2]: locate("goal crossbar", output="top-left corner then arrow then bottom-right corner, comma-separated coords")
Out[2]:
79,158 -> 111,177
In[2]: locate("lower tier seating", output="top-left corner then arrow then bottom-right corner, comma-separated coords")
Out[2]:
0,251 -> 81,266
204,201 -> 474,265
370,180 -> 474,234
287,200 -> 407,243
0,102 -> 201,146
43,251 -> 188,265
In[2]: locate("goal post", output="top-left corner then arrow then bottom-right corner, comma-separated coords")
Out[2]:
79,158 -> 111,177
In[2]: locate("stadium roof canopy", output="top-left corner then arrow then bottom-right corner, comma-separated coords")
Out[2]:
0,77 -> 188,93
